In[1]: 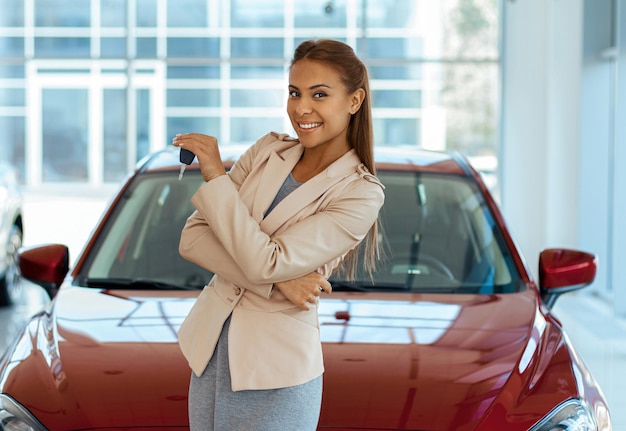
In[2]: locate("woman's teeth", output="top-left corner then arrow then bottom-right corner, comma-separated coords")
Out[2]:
300,122 -> 321,129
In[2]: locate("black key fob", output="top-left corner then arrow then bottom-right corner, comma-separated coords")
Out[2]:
180,148 -> 196,165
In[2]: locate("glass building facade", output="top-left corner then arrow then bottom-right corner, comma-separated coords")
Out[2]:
0,0 -> 499,186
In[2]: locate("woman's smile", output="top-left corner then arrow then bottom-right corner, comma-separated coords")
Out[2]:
298,122 -> 323,130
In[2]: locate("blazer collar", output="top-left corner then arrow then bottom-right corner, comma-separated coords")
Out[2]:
251,144 -> 303,222
256,146 -> 361,235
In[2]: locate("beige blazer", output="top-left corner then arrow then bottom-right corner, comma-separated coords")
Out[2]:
177,132 -> 385,391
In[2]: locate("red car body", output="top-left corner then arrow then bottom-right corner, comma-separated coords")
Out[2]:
0,146 -> 612,430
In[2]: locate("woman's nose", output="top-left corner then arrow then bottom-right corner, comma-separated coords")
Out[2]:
294,98 -> 312,116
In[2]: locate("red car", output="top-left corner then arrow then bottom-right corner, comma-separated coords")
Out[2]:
1,145 -> 612,430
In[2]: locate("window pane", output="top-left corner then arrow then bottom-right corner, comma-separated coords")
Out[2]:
35,0 -> 90,27
358,37 -> 423,59
42,89 -> 88,182
294,0 -> 346,28
231,65 -> 283,79
440,63 -> 498,154
101,37 -> 126,57
136,89 -> 150,162
0,89 -> 25,106
0,65 -> 24,79
136,0 -> 157,27
0,38 -> 24,56
0,116 -> 26,177
231,38 -> 283,58
167,66 -> 220,79
137,37 -> 157,58
167,89 -> 219,107
369,64 -> 422,80
372,89 -> 422,109
230,117 -> 283,144
167,0 -> 207,27
35,37 -> 90,57
444,0 -> 499,58
356,0 -> 498,58
167,117 -> 220,139
0,0 -> 24,26
103,89 -> 127,182
231,0 -> 283,27
374,118 -> 420,147
359,0 -> 417,29
230,89 -> 282,108
167,38 -> 219,58
101,0 -> 126,27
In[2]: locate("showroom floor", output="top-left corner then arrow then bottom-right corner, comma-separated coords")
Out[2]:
1,190 -> 624,429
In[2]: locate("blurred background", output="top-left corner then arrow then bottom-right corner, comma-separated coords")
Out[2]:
0,0 -> 625,427
0,0 -> 500,186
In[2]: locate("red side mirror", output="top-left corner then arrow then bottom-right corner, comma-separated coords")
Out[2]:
539,248 -> 597,307
18,244 -> 69,298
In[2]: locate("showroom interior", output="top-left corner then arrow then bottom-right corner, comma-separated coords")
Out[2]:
0,0 -> 625,428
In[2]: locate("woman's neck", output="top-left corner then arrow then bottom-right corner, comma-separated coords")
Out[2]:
292,144 -> 350,183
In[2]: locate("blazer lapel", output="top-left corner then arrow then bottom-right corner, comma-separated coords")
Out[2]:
259,149 -> 361,235
251,145 -> 303,222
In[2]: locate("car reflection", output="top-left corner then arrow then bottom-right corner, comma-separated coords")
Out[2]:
53,288 -> 197,344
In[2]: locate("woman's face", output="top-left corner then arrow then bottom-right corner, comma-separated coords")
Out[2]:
287,59 -> 363,153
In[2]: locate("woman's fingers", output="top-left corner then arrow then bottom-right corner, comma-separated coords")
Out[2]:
318,278 -> 332,295
267,272 -> 331,310
172,133 -> 226,181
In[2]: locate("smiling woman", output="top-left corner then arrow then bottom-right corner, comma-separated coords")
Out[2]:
172,39 -> 384,431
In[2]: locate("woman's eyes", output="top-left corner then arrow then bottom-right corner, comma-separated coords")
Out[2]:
288,91 -> 327,98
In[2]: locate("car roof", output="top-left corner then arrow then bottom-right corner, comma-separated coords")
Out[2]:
139,142 -> 469,176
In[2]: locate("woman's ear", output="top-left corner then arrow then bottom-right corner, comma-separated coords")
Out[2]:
349,88 -> 366,114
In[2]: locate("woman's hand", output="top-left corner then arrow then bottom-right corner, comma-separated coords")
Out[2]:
172,133 -> 227,182
274,272 -> 332,311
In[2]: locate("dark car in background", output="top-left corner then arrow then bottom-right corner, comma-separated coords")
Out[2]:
0,145 -> 612,430
0,161 -> 23,306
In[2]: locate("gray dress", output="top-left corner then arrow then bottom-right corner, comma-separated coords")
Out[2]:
188,173 -> 323,430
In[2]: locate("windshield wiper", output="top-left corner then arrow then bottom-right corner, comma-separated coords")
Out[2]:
84,277 -> 197,291
329,281 -> 414,292
330,280 -> 483,294
329,281 -> 371,292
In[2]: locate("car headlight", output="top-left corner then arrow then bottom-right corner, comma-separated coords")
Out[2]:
0,394 -> 47,431
529,398 -> 600,431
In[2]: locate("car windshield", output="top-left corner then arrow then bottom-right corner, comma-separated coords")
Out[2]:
347,171 -> 519,294
79,169 -> 520,294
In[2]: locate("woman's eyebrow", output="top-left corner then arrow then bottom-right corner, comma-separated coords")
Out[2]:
288,83 -> 333,90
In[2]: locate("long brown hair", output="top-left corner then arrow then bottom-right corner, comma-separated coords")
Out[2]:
290,39 -> 381,279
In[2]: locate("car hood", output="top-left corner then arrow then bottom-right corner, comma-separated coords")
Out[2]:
317,290 -> 570,430
2,286 -> 573,430
1,286 -> 196,430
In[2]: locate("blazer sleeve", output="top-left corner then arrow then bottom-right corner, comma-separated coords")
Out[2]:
221,132 -> 274,190
180,209 -> 274,298
180,173 -> 384,285
177,134 -> 278,299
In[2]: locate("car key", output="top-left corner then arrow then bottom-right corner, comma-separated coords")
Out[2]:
178,148 -> 196,181
180,148 -> 195,165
